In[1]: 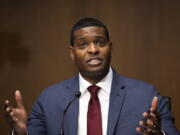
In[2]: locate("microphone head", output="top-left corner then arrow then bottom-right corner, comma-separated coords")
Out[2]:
75,91 -> 81,98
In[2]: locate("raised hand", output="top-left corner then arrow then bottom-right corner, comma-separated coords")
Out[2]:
5,90 -> 28,135
136,97 -> 163,135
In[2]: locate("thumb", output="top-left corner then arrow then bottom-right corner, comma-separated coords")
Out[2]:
15,90 -> 24,108
151,96 -> 158,111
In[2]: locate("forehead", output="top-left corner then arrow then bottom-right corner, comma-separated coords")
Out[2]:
73,26 -> 106,40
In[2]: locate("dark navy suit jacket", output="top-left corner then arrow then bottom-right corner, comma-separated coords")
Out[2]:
28,71 -> 180,135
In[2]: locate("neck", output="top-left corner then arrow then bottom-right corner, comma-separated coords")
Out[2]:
80,68 -> 109,85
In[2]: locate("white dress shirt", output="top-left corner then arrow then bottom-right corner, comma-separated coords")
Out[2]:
78,68 -> 113,135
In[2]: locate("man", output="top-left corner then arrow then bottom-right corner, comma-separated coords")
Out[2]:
5,18 -> 180,135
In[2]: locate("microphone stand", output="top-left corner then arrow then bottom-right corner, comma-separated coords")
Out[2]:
59,91 -> 81,135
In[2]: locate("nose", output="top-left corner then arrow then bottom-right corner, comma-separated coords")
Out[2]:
87,43 -> 99,55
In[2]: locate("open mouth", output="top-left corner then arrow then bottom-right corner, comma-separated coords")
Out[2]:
87,58 -> 103,66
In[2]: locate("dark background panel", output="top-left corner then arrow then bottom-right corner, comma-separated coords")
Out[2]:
0,0 -> 179,134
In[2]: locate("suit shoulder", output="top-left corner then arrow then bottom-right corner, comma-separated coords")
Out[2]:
46,75 -> 77,90
117,73 -> 153,87
115,73 -> 160,102
114,73 -> 157,94
38,75 -> 78,97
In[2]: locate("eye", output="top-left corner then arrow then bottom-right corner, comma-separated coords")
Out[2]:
95,38 -> 107,47
75,40 -> 88,49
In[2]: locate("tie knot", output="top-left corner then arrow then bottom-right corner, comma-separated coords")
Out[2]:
88,85 -> 100,95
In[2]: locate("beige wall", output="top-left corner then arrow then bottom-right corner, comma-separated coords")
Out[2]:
0,0 -> 180,134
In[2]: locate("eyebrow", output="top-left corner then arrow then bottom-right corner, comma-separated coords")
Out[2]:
75,36 -> 106,41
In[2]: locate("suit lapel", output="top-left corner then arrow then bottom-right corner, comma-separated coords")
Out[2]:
64,75 -> 80,135
107,71 -> 126,135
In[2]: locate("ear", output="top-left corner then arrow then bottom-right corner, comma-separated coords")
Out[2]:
69,45 -> 75,61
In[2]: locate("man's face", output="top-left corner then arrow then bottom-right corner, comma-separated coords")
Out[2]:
69,26 -> 112,79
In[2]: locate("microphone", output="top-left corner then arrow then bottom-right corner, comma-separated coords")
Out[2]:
59,91 -> 81,135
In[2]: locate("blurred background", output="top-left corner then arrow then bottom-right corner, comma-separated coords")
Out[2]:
0,0 -> 180,134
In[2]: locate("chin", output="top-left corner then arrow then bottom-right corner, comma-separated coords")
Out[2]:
86,66 -> 109,77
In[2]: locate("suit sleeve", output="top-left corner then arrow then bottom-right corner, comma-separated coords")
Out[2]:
27,92 -> 47,135
151,87 -> 180,135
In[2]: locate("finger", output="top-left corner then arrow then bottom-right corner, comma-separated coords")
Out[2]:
144,114 -> 161,132
151,96 -> 158,111
145,118 -> 155,129
139,120 -> 145,127
5,108 -> 12,119
12,116 -> 18,123
138,120 -> 159,135
144,111 -> 156,121
138,120 -> 151,134
136,127 -> 143,134
142,112 -> 157,128
10,111 -> 18,122
4,100 -> 13,116
143,109 -> 158,119
143,112 -> 148,118
6,106 -> 13,113
8,111 -> 18,123
139,120 -> 153,132
5,100 -> 10,106
5,100 -> 15,116
4,100 -> 11,110
146,119 -> 154,128
136,127 -> 148,135
144,111 -> 160,126
15,90 -> 24,108
5,108 -> 14,122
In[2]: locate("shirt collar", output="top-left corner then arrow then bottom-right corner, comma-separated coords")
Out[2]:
79,67 -> 113,96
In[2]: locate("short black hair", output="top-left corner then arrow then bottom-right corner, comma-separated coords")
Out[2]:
70,18 -> 110,46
